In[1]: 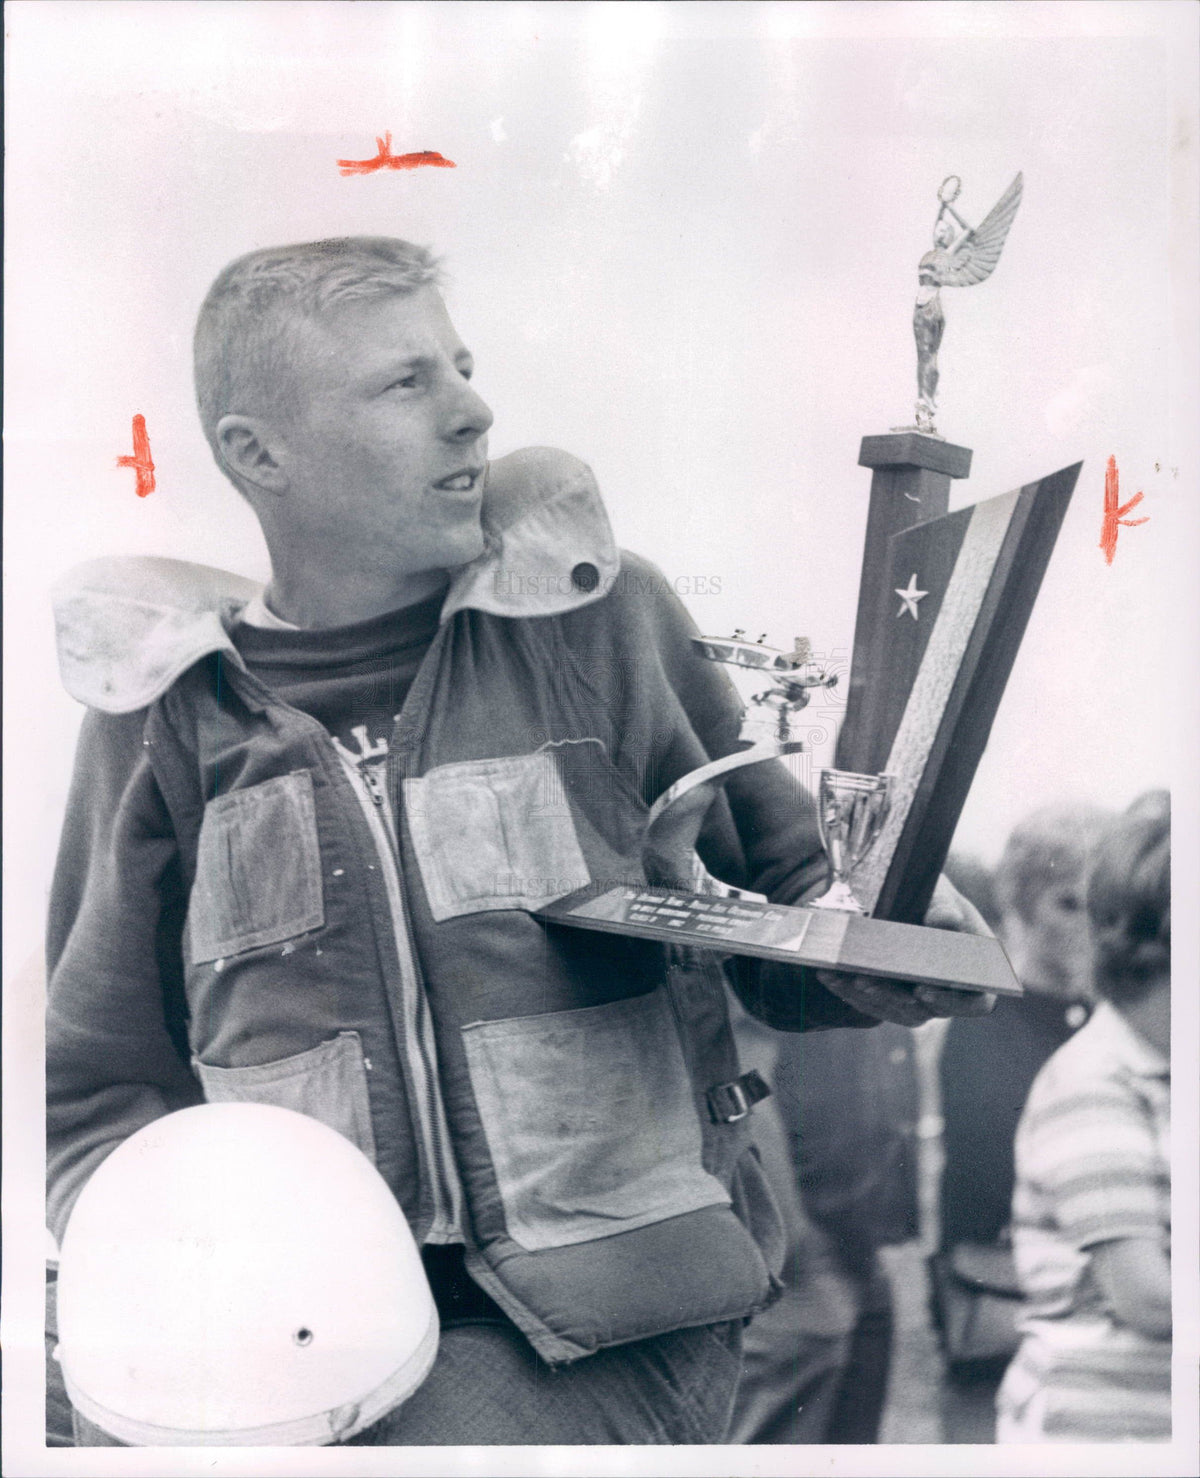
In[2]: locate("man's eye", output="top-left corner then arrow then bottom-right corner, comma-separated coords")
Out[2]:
388,376 -> 419,391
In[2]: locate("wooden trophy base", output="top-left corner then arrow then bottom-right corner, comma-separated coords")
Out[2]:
536,885 -> 1020,996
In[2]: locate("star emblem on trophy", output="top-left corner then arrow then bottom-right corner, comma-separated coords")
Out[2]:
895,574 -> 928,620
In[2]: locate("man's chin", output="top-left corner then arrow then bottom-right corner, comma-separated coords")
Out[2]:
443,522 -> 488,569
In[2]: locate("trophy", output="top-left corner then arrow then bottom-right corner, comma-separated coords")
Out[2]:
539,166 -> 1082,1001
809,770 -> 893,913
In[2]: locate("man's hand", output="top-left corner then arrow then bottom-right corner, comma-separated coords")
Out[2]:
814,874 -> 998,1027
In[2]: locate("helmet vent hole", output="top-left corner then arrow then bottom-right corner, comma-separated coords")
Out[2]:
293,1327 -> 314,1347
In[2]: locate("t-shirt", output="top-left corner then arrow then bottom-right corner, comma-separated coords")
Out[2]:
231,589 -> 443,785
997,1001 -> 1171,1441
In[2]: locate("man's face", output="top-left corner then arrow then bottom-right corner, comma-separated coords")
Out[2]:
271,286 -> 494,575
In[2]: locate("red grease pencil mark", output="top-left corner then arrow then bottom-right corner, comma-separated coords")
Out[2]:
337,133 -> 456,176
1100,455 -> 1147,565
116,414 -> 156,498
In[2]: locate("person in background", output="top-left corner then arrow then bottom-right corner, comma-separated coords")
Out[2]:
929,806 -> 1114,1439
724,1003 -> 863,1444
780,1015 -> 926,1442
996,796 -> 1171,1442
940,852 -> 1001,937
937,805 -> 1114,1260
729,847 -> 1000,1446
1125,787 -> 1170,826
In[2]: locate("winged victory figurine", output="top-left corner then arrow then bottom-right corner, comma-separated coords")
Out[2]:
909,172 -> 1023,436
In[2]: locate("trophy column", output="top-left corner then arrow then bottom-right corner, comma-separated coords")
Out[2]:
837,432 -> 972,776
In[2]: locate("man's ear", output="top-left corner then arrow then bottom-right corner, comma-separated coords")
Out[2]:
216,415 -> 288,495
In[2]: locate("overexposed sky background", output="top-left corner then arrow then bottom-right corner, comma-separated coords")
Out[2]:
5,2 -> 1198,975
3,3 -> 1199,1469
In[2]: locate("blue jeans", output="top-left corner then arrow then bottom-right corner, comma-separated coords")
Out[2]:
349,1316 -> 743,1445
62,1295 -> 743,1446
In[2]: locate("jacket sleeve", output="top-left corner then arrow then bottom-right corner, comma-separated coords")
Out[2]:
562,552 -> 875,1032
46,706 -> 202,1246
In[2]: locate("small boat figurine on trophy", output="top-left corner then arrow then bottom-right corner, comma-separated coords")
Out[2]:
648,634 -> 895,919
638,633 -> 833,892
638,632 -> 898,922
640,631 -> 894,916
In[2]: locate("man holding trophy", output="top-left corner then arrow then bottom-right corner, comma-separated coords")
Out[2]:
47,227 -> 1028,1447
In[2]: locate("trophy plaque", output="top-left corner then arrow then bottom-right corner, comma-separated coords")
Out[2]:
540,172 -> 1074,997
537,886 -> 1022,996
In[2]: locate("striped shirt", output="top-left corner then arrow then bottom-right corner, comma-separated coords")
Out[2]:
997,1001 -> 1171,1442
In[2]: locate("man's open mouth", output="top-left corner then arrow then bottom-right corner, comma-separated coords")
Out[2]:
434,467 -> 485,492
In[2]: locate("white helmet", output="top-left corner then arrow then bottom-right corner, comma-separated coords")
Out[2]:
55,1102 -> 438,1445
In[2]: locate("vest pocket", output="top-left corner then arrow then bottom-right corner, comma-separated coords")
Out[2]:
405,752 -> 590,922
188,771 -> 324,963
192,1032 -> 377,1163
461,989 -> 729,1251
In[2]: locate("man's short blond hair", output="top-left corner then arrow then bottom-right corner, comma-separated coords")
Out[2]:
193,237 -> 442,475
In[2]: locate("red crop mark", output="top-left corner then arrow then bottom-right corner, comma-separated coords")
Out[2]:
337,133 -> 456,176
116,414 -> 156,498
1100,455 -> 1147,565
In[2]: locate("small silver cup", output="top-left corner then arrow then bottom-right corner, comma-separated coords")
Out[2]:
809,770 -> 893,913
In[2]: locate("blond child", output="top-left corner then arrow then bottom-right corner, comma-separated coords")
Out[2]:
996,798 -> 1170,1441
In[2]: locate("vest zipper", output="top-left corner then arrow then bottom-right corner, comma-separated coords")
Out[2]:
664,945 -> 692,1040
336,744 -> 463,1243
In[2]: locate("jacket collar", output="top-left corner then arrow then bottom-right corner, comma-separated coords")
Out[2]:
53,447 -> 618,714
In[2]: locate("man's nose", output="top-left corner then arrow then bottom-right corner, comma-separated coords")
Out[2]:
444,378 -> 494,443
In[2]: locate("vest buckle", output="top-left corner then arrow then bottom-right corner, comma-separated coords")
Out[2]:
706,1069 -> 771,1124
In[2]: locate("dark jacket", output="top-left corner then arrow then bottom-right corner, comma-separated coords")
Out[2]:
47,447 -> 868,1363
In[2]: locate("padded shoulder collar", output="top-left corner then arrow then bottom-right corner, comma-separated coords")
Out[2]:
442,448 -> 618,619
53,447 -> 618,712
52,558 -> 258,715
